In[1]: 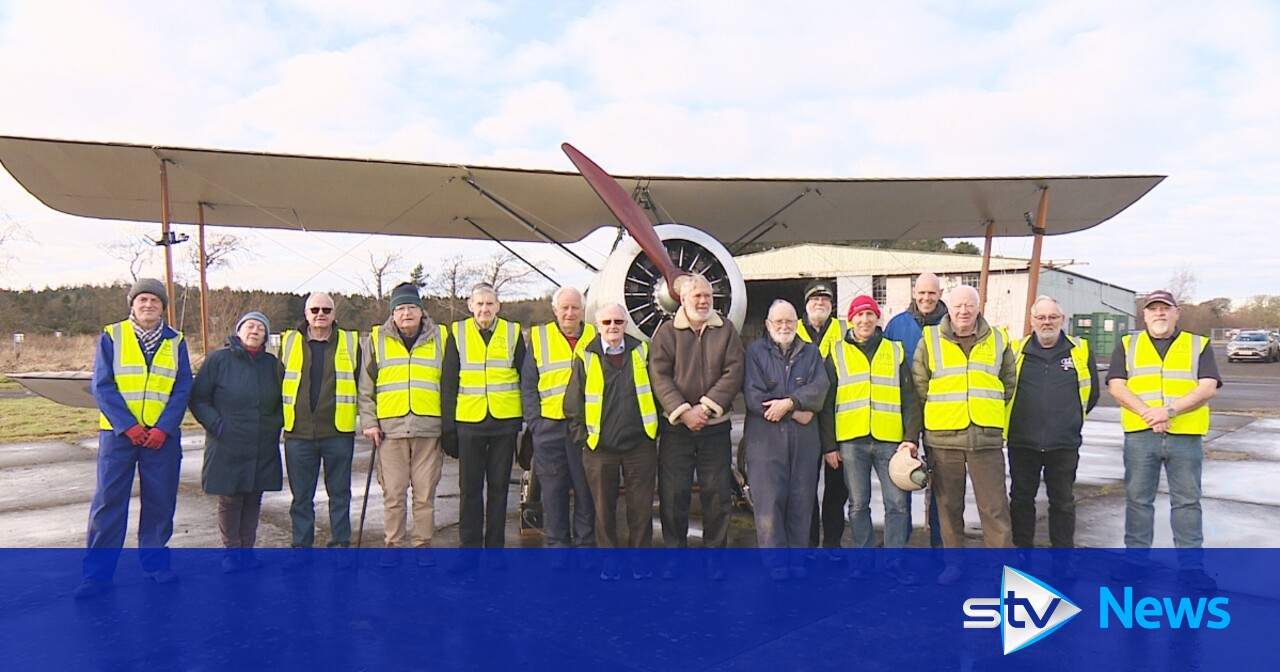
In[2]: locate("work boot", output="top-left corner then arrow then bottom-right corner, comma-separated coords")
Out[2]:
221,553 -> 243,574
886,562 -> 919,586
1111,562 -> 1148,583
144,569 -> 179,584
282,548 -> 312,571
240,549 -> 264,570
447,550 -> 479,574
333,544 -> 354,569
73,578 -> 110,600
1178,569 -> 1218,593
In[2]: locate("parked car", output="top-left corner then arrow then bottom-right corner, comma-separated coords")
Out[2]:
1227,330 -> 1280,362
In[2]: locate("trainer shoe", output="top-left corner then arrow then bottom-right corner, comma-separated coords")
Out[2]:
937,565 -> 963,586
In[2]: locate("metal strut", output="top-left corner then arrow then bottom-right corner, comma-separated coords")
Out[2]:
463,217 -> 562,288
463,177 -> 599,272
727,188 -> 811,253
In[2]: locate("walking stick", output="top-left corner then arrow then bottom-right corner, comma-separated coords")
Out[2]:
356,432 -> 381,553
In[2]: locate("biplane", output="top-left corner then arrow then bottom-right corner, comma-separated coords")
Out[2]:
0,134 -> 1163,407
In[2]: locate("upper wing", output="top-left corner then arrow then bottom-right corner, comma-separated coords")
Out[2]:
0,135 -> 1163,246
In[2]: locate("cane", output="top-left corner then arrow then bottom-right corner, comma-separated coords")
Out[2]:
356,432 -> 381,554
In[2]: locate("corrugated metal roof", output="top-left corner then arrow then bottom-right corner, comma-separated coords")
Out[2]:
735,244 -> 1028,280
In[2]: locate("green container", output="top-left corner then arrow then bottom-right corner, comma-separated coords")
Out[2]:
1072,312 -> 1129,358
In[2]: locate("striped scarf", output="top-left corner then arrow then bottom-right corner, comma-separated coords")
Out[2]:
130,317 -> 165,357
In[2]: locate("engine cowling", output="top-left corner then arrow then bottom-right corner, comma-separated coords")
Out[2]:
586,223 -> 747,341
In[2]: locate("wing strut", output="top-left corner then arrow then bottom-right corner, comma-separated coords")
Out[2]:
727,188 -> 811,254
462,217 -> 562,288
463,177 -> 600,273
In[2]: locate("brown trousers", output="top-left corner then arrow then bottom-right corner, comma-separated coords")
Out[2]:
218,492 -> 264,549
377,436 -> 445,547
582,441 -> 657,549
929,447 -> 1014,549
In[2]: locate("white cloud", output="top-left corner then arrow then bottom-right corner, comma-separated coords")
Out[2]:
1,0 -> 1278,302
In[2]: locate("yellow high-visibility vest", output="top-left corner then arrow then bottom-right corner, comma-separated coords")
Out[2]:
280,329 -> 359,432
798,318 -> 845,359
531,322 -> 595,420
1005,335 -> 1092,438
578,343 -> 659,450
98,321 -> 182,430
371,324 -> 448,419
830,338 -> 905,442
452,318 -> 522,422
921,325 -> 1008,431
1120,331 -> 1211,435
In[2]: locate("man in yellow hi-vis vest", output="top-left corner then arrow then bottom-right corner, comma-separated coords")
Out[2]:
520,286 -> 596,568
358,283 -> 447,568
1107,290 -> 1220,593
77,278 -> 192,599
443,282 -> 526,571
1006,296 -> 1098,572
907,285 -> 1016,586
564,303 -> 660,580
279,292 -> 359,570
821,295 -> 919,586
796,279 -> 848,561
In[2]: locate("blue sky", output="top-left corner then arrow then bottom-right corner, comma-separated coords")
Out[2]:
0,0 -> 1277,302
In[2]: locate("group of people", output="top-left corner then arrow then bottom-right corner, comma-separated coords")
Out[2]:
74,269 -> 1220,597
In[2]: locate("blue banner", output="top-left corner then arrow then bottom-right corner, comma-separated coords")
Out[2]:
2,548 -> 1276,670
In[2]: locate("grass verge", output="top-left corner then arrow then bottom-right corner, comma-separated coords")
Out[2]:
0,396 -> 202,443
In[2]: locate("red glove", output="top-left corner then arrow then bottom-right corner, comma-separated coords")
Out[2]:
142,428 -> 168,450
123,424 -> 149,446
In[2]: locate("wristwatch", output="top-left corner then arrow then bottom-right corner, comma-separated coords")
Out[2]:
1166,405 -> 1178,418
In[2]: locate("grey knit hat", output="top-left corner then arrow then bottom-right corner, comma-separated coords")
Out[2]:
128,278 -> 168,310
389,282 -> 424,310
236,311 -> 271,334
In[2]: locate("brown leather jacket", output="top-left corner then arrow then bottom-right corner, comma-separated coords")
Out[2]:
648,306 -> 745,427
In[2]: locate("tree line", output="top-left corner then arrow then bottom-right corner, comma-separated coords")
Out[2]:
0,284 -> 554,357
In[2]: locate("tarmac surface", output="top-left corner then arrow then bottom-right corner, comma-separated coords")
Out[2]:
1,349 -> 1277,557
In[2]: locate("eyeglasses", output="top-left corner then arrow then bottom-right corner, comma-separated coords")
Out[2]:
599,319 -> 626,326
769,319 -> 797,326
1031,314 -> 1063,322
309,307 -> 334,315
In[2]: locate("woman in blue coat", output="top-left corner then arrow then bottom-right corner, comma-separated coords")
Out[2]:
190,311 -> 284,572
742,299 -> 830,580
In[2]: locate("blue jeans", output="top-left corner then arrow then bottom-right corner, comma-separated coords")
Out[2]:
284,436 -> 354,548
839,439 -> 911,551
1123,431 -> 1204,569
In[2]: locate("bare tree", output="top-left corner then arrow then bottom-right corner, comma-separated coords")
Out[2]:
185,232 -> 251,280
107,226 -> 158,282
478,253 -> 538,296
1168,263 -> 1198,305
429,255 -> 479,324
361,249 -> 405,308
0,210 -> 30,274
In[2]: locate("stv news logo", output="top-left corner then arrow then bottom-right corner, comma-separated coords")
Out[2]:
962,566 -> 1081,655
